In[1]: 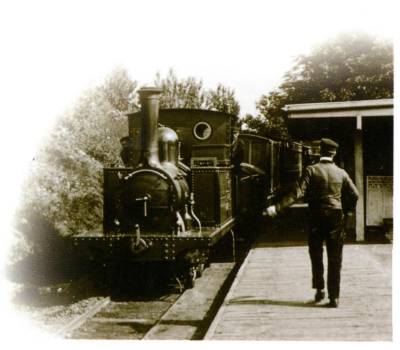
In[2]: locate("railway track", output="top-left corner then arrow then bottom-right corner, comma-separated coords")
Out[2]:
56,262 -> 235,340
55,297 -> 112,337
61,292 -> 181,339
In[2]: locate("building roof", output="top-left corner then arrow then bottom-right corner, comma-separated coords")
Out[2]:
284,99 -> 393,119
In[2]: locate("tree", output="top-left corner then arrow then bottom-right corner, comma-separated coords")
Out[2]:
20,129 -> 103,237
101,66 -> 139,112
154,69 -> 240,116
252,32 -> 393,139
16,67 -> 138,243
155,69 -> 206,109
241,113 -> 269,135
61,67 -> 138,167
205,84 -> 240,117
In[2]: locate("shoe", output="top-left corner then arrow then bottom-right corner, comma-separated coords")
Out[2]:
327,298 -> 339,308
314,289 -> 325,303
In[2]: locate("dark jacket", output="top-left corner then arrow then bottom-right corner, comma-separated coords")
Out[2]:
276,159 -> 359,213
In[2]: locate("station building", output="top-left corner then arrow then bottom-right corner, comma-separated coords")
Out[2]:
284,99 -> 394,241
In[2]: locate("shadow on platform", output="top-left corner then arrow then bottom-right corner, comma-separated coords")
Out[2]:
227,297 -> 323,308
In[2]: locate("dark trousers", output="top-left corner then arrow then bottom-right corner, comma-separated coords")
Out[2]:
308,209 -> 345,299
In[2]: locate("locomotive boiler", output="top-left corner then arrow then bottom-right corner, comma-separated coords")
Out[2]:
117,88 -> 191,236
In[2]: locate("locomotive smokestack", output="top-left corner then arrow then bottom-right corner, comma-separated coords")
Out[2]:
138,87 -> 163,167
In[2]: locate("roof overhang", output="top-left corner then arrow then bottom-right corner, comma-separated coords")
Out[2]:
284,99 -> 393,119
284,99 -> 393,140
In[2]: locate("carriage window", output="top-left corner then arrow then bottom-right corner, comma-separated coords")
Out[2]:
193,122 -> 212,140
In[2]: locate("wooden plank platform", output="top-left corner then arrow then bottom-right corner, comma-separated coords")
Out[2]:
205,244 -> 392,341
144,263 -> 235,340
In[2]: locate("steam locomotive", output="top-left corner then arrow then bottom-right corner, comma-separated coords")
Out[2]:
71,87 -> 304,288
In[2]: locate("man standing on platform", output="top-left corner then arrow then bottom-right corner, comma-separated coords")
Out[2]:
264,138 -> 359,307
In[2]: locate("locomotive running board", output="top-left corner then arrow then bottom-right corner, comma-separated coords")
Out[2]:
206,217 -> 236,245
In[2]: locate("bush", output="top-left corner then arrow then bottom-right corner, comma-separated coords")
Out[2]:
13,67 -> 137,259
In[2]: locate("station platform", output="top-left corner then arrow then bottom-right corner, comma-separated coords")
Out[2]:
205,217 -> 392,341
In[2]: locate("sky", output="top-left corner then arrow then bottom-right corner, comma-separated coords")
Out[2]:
0,0 -> 396,160
1,0 -> 395,183
0,1 -> 395,118
0,0 -> 398,346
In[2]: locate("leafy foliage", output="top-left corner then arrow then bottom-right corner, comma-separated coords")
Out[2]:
240,113 -> 269,135
155,69 -> 240,117
20,130 -> 103,237
155,69 -> 205,109
61,67 -> 138,166
205,84 -> 240,117
17,67 -> 138,244
101,67 -> 139,112
250,33 -> 393,139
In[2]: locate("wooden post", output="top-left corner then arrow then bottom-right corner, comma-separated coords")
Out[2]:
354,115 -> 364,241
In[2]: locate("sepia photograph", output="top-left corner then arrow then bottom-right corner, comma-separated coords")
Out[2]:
0,0 -> 397,347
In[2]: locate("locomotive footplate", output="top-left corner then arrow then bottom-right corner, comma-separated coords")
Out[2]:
71,218 -> 235,264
